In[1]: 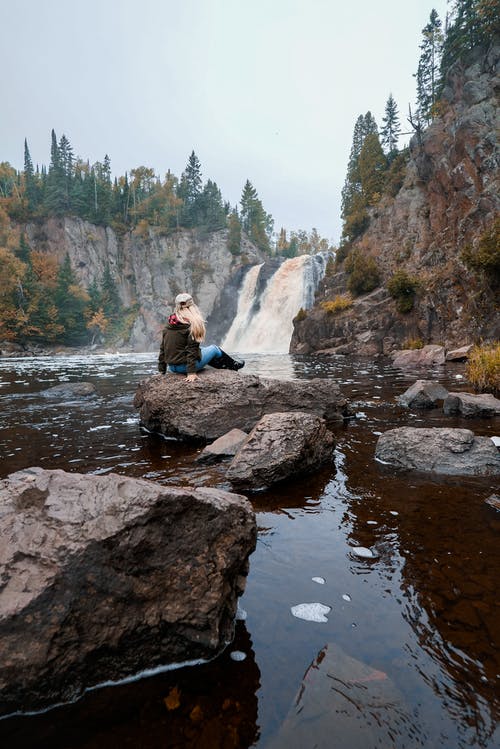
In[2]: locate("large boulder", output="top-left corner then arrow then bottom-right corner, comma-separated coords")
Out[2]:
134,370 -> 349,442
443,391 -> 500,417
375,427 -> 500,475
226,411 -> 335,490
0,467 -> 256,716
397,379 -> 449,409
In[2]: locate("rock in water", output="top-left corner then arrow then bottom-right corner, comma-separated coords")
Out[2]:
196,428 -> 249,463
443,392 -> 500,417
397,379 -> 449,409
266,643 -> 419,749
40,381 -> 96,398
391,345 -> 446,369
0,467 -> 256,715
226,411 -> 335,490
375,427 -> 500,475
134,370 -> 349,442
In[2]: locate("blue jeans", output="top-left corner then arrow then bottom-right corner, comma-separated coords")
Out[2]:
167,345 -> 222,374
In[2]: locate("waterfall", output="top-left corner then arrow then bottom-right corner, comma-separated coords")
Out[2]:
222,254 -> 328,354
222,263 -> 264,351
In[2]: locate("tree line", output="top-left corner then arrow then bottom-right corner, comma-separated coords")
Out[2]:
0,142 -> 334,347
339,0 -> 498,249
1,140 -> 276,253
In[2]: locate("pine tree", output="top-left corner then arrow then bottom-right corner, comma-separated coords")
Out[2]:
54,254 -> 89,344
100,263 -> 121,320
198,180 -> 226,230
380,94 -> 401,156
341,112 -> 379,221
227,209 -> 242,254
358,133 -> 387,205
240,180 -> 273,253
441,1 -> 499,73
45,129 -> 67,214
341,112 -> 382,241
178,151 -> 203,227
415,10 -> 443,123
23,139 -> 38,210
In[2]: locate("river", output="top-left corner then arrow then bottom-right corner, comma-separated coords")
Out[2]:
0,352 -> 498,749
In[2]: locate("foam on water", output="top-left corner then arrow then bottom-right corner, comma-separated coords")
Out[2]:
291,603 -> 331,622
230,651 -> 247,661
351,546 -> 377,559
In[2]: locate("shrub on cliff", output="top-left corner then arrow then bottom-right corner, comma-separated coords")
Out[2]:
461,219 -> 500,287
344,249 -> 381,296
320,294 -> 353,314
387,270 -> 421,312
294,308 -> 307,322
466,343 -> 500,395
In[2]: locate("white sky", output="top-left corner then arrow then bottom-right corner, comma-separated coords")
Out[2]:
0,0 -> 449,242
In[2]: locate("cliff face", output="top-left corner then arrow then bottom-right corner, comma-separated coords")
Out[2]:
24,219 -> 263,351
292,44 -> 500,356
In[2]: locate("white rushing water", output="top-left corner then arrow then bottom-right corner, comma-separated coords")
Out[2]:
223,254 -> 328,354
221,263 -> 264,351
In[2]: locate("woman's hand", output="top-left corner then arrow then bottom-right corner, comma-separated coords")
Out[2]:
186,373 -> 199,382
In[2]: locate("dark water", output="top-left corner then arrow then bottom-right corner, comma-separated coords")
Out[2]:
0,353 -> 498,749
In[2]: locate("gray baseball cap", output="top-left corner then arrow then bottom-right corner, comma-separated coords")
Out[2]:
175,292 -> 193,305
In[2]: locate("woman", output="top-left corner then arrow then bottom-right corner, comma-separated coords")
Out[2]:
158,292 -> 244,382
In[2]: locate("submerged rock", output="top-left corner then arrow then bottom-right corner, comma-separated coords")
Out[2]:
40,381 -> 96,398
0,467 -> 256,715
398,379 -> 449,409
375,427 -> 500,475
226,411 -> 335,490
443,391 -> 500,417
267,643 -> 418,749
134,370 -> 349,442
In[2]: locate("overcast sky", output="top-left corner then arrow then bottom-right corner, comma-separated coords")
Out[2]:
1,0 -> 449,242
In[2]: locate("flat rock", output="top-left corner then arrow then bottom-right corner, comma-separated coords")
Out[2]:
0,467 -> 256,715
196,428 -> 249,463
391,345 -> 446,369
226,411 -> 335,490
134,370 -> 349,442
443,391 -> 500,417
375,427 -> 500,475
40,381 -> 96,398
398,379 -> 449,409
445,344 -> 474,361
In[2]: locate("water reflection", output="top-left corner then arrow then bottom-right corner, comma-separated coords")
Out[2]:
1,623 -> 260,749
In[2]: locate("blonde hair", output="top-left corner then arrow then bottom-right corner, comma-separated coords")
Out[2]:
175,300 -> 206,342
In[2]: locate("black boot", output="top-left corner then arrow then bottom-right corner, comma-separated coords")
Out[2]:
209,349 -> 245,371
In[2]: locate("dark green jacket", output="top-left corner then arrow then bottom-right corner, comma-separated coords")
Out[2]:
158,315 -> 201,375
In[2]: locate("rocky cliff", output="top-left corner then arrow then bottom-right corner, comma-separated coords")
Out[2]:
24,219 -> 263,351
291,43 -> 499,356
